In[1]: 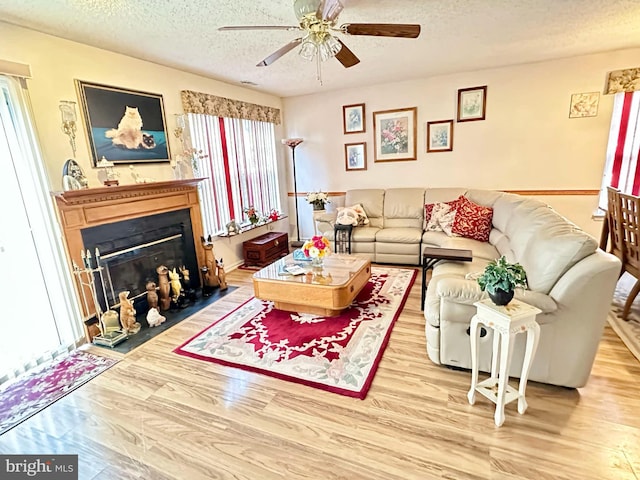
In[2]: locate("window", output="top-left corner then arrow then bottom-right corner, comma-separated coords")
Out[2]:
598,91 -> 640,210
186,114 -> 281,235
0,75 -> 83,384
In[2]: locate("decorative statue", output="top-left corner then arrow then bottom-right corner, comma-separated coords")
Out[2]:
118,291 -> 140,334
216,258 -> 228,291
179,265 -> 197,303
225,220 -> 240,235
146,307 -> 166,327
168,267 -> 187,309
146,281 -> 158,309
201,235 -> 219,296
156,265 -> 171,311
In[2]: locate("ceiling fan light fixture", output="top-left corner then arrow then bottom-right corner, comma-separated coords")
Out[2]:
293,0 -> 322,21
299,37 -> 317,61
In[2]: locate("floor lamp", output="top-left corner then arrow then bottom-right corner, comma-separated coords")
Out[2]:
282,138 -> 304,247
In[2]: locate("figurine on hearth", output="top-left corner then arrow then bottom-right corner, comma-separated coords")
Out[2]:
156,265 -> 171,311
179,265 -> 197,303
119,290 -> 140,334
216,258 -> 228,291
169,267 -> 187,309
146,307 -> 166,327
201,235 -> 220,297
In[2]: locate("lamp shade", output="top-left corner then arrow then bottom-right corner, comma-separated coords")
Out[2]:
282,138 -> 304,148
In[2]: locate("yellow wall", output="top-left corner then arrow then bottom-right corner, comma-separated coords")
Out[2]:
0,21 -> 284,191
1,21 -> 289,268
282,47 -> 640,238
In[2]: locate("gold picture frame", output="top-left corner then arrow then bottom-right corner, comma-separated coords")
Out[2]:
345,142 -> 367,171
373,107 -> 418,162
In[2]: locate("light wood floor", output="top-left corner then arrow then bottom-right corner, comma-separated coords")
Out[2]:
1,268 -> 639,480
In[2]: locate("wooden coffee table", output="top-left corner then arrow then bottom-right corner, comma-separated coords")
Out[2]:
252,254 -> 371,316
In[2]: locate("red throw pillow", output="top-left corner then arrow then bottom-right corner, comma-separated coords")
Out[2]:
425,199 -> 459,224
451,196 -> 493,242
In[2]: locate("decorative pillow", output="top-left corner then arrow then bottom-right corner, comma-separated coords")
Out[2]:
336,207 -> 359,226
337,204 -> 369,226
425,202 -> 457,236
452,196 -> 493,242
425,199 -> 459,225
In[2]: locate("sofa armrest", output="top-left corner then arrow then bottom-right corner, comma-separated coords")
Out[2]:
435,278 -> 558,314
316,212 -> 337,236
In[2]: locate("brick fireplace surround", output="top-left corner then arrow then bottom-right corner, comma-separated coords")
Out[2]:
53,179 -> 205,341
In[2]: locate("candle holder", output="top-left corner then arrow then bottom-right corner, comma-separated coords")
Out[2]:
59,100 -> 78,157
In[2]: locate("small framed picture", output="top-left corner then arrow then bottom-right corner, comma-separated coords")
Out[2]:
345,142 -> 367,171
373,107 -> 418,162
569,92 -> 600,118
343,103 -> 366,134
426,120 -> 454,152
457,85 -> 487,122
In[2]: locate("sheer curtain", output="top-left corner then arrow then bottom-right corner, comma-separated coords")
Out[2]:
187,113 -> 281,235
0,75 -> 83,384
598,91 -> 640,210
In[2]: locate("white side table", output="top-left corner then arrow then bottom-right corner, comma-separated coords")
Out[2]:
467,298 -> 541,427
312,209 -> 326,236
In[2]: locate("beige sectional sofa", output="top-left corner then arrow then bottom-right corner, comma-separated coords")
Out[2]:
316,188 -> 621,388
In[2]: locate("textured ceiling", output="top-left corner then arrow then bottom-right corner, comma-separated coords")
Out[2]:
2,0 -> 640,98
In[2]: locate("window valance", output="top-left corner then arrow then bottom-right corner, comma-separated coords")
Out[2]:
0,59 -> 31,78
181,90 -> 281,125
605,67 -> 640,94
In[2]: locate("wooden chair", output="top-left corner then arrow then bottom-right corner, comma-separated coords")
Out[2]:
606,187 -> 640,320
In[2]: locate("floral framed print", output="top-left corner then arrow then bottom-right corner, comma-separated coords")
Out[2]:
343,103 -> 365,134
345,142 -> 367,171
75,80 -> 171,166
569,92 -> 600,118
426,120 -> 454,152
373,107 -> 417,162
457,85 -> 487,122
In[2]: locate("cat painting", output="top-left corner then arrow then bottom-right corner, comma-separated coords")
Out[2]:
105,106 -> 156,150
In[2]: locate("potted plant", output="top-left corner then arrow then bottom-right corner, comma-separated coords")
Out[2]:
477,256 -> 528,306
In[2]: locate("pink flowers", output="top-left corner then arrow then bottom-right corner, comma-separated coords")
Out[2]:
302,235 -> 330,259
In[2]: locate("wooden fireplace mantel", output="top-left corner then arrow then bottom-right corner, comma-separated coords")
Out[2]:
53,179 -> 206,328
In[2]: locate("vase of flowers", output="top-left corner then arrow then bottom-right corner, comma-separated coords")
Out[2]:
302,235 -> 330,267
244,206 -> 259,225
305,191 -> 330,211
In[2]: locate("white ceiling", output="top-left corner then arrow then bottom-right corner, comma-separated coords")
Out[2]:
2,0 -> 640,98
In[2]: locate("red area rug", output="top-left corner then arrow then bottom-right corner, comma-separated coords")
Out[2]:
0,350 -> 118,435
174,266 -> 416,398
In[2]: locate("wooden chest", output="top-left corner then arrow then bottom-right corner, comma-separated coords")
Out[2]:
243,231 -> 289,267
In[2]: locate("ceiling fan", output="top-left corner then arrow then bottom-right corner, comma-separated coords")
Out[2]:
219,0 -> 421,73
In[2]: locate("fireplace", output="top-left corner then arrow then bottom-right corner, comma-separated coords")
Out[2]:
81,208 -> 199,312
53,179 -> 206,341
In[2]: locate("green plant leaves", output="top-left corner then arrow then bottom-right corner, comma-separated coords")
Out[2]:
477,256 -> 528,295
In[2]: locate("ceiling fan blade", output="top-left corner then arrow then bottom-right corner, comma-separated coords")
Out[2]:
256,38 -> 303,67
219,25 -> 300,32
342,23 -> 421,38
316,0 -> 344,22
335,40 -> 360,68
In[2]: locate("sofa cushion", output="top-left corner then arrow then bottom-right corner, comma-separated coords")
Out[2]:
519,211 -> 598,293
376,227 -> 422,244
452,196 -> 493,242
336,204 -> 369,226
425,202 -> 456,235
345,189 -> 384,228
351,226 -> 380,242
438,236 -> 500,261
425,199 -> 459,225
384,188 -> 425,229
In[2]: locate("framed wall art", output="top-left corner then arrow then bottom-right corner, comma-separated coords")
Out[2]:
569,92 -> 600,118
457,85 -> 487,122
373,107 -> 417,162
343,103 -> 366,134
345,142 -> 367,171
75,80 -> 171,166
426,120 -> 454,152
